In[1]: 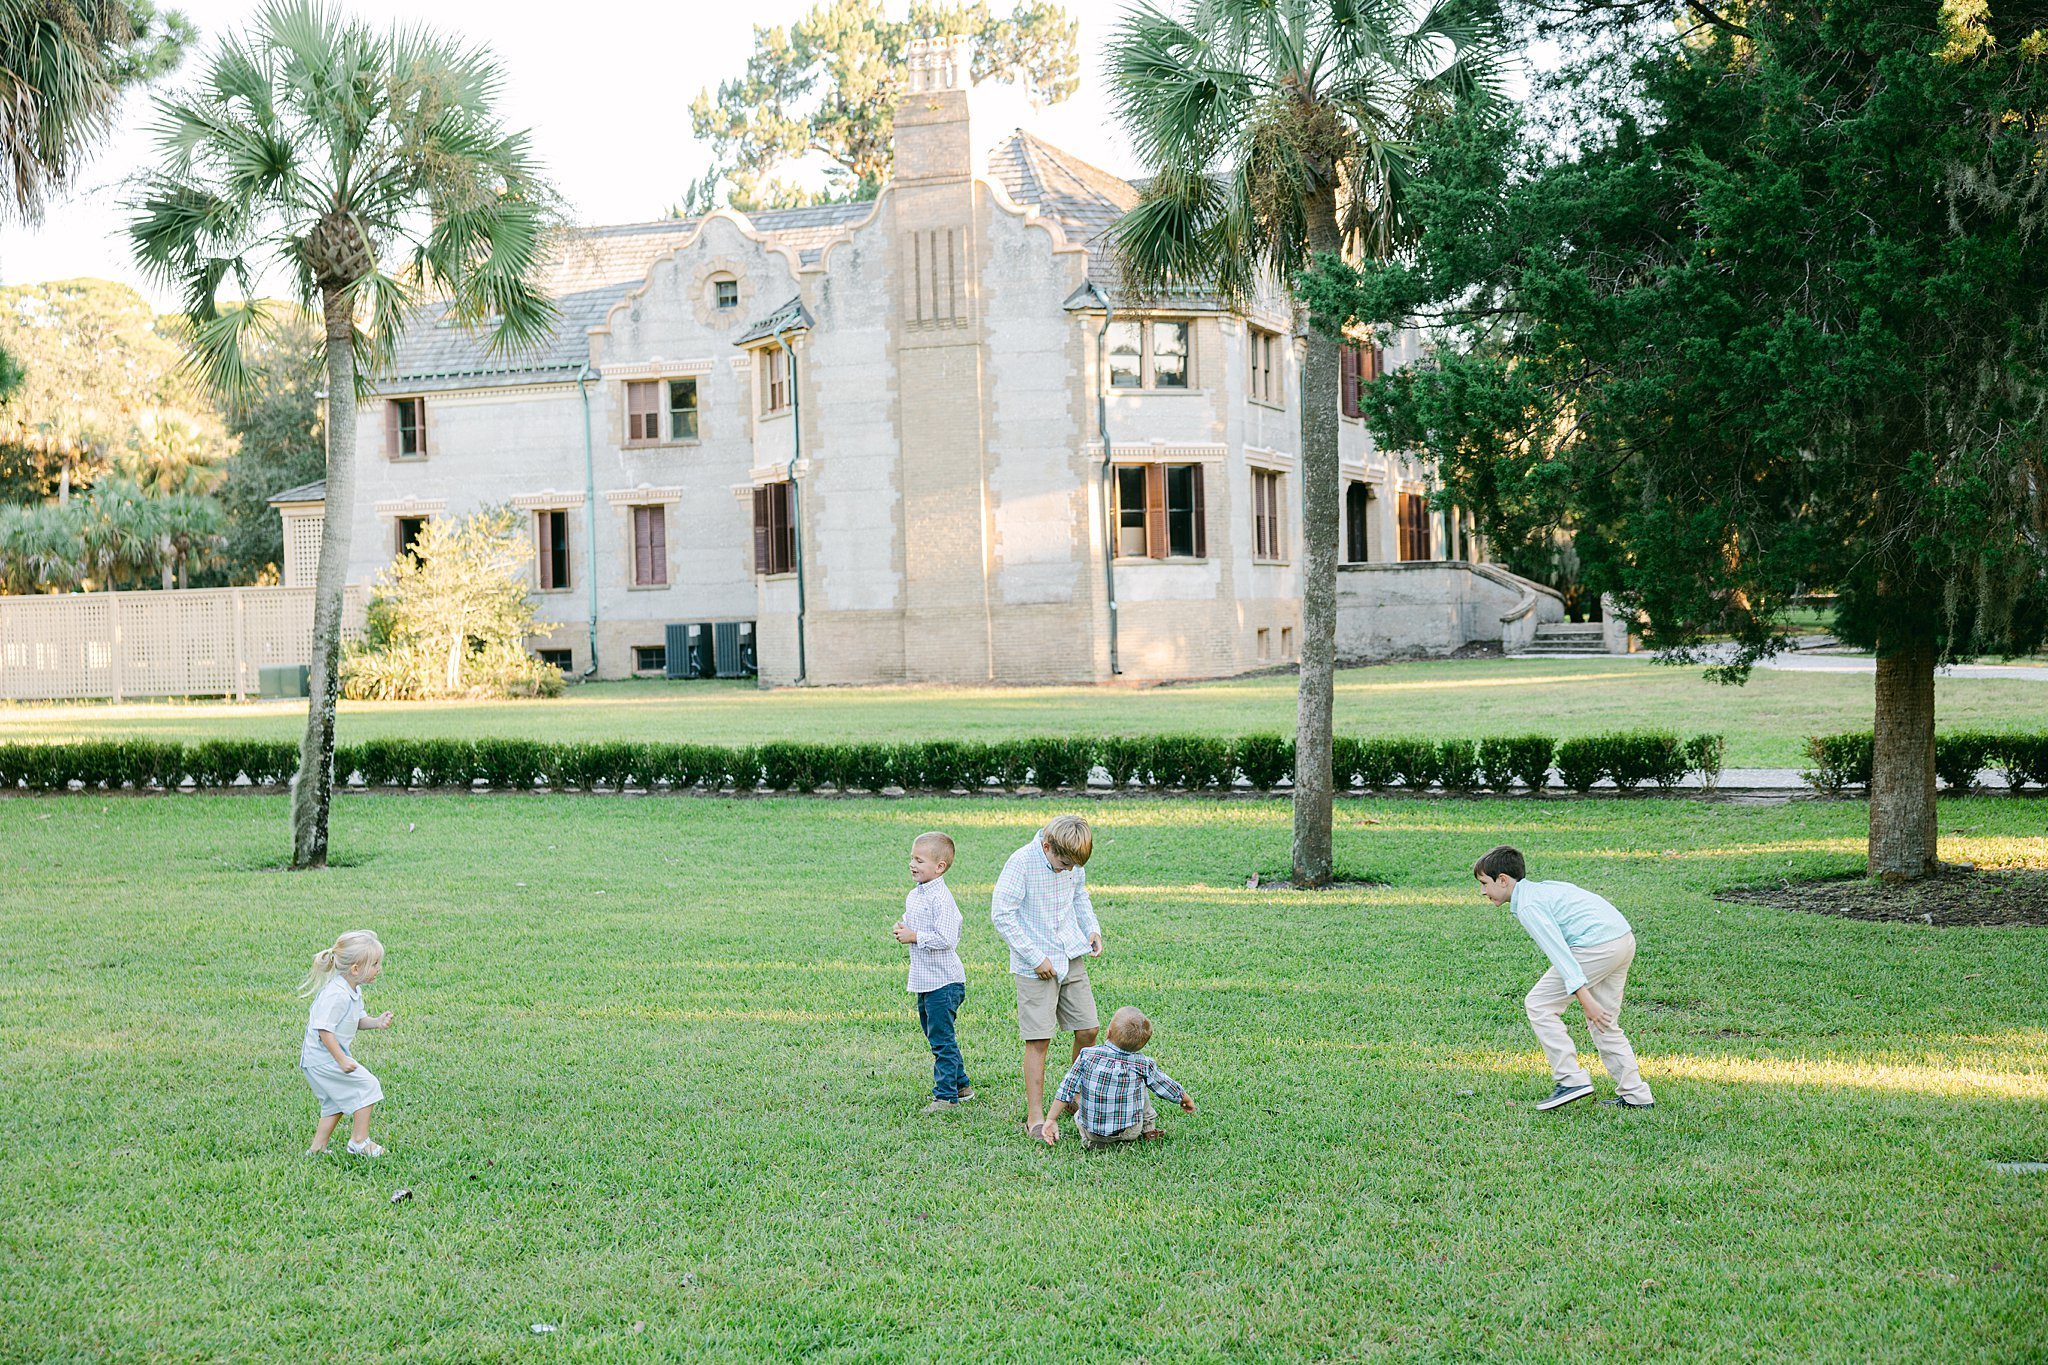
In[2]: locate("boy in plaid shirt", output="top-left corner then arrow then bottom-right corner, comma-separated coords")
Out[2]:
1037,1007 -> 1195,1148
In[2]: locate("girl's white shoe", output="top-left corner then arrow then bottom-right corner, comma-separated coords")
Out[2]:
345,1139 -> 385,1158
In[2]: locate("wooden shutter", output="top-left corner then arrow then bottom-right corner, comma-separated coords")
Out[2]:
1340,346 -> 1360,417
411,399 -> 425,456
385,401 -> 399,457
646,507 -> 666,585
1144,462 -> 1167,559
1191,464 -> 1207,558
536,511 -> 555,589
753,486 -> 771,574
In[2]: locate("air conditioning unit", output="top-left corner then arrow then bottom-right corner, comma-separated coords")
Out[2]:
663,623 -> 707,680
713,620 -> 756,678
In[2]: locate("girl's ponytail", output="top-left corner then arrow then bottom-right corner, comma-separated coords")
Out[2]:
297,932 -> 381,997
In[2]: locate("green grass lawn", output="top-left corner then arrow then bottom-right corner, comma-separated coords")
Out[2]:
5,654 -> 2044,767
3,793 -> 2043,1360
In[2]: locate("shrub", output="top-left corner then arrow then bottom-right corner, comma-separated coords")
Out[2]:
1554,737 -> 1607,793
1606,732 -> 1686,792
757,741 -> 824,792
1330,736 -> 1364,790
1436,739 -> 1482,792
1352,739 -> 1402,790
351,737 -> 416,788
1096,736 -> 1149,789
1934,731 -> 1994,793
1232,735 -> 1294,791
1022,737 -> 1093,791
1685,734 -> 1727,792
470,738 -> 550,790
1802,732 -> 1873,794
339,505 -> 563,701
1388,739 -> 1438,791
406,739 -> 474,789
4,744 -> 70,790
1992,732 -> 2048,789
188,739 -> 299,787
1149,735 -> 1233,790
1479,735 -> 1555,791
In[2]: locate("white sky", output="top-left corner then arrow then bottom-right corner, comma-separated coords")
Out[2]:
0,0 -> 1147,310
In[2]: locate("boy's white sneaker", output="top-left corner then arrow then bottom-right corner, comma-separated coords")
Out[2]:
921,1099 -> 959,1114
1535,1082 -> 1595,1112
345,1139 -> 386,1157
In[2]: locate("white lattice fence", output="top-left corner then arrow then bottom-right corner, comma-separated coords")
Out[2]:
0,586 -> 367,701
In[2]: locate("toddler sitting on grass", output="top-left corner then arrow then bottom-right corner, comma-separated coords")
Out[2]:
1037,1007 -> 1194,1148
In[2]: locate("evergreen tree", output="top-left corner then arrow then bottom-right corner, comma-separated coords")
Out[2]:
1302,0 -> 2048,880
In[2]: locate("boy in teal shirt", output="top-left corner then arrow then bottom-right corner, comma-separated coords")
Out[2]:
1474,845 -> 1655,1111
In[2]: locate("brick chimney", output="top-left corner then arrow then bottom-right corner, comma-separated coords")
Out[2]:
893,36 -> 981,185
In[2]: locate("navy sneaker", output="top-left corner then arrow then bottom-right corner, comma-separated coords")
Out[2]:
1535,1082 -> 1595,1111
1599,1097 -> 1655,1110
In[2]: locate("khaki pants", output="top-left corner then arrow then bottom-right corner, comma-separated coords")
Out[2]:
1079,1100 -> 1158,1149
1525,932 -> 1653,1104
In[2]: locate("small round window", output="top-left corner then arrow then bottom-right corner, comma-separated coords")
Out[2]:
713,278 -> 739,310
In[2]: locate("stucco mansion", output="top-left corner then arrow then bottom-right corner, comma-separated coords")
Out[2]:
275,39 -> 1562,686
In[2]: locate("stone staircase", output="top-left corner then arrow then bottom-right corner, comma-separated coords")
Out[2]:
1519,622 -> 1610,656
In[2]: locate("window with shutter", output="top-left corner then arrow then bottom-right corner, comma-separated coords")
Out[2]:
625,381 -> 660,444
752,482 -> 795,575
760,348 -> 790,415
1346,482 -> 1373,563
1399,492 -> 1433,561
395,516 -> 427,559
1144,462 -> 1168,559
632,505 -> 667,586
537,510 -> 570,590
1341,346 -> 1362,418
1114,465 -> 1149,556
1249,328 -> 1282,405
387,398 -> 425,457
1252,470 -> 1285,560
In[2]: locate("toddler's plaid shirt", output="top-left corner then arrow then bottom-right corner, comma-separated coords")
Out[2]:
1054,1043 -> 1186,1136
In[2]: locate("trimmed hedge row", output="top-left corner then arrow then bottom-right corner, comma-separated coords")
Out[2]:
0,731 -> 1732,795
1803,730 -> 2048,794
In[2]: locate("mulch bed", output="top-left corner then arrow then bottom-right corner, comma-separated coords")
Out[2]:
1716,867 -> 2048,928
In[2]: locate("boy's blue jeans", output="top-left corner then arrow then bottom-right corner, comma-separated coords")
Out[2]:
916,982 -> 969,1101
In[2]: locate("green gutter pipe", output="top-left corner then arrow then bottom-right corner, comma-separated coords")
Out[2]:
575,367 -> 600,678
1085,282 -> 1120,676
772,328 -> 806,684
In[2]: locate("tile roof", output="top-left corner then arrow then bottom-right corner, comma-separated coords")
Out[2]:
734,297 -> 814,346
985,129 -> 1230,313
373,132 -> 1232,394
377,204 -> 871,392
268,479 -> 327,504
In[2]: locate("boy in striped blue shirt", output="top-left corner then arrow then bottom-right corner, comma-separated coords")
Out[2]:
1475,845 -> 1656,1111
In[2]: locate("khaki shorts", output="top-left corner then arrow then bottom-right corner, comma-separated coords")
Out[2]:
1013,958 -> 1099,1040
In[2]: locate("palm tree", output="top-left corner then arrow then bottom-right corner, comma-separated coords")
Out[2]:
128,0 -> 557,869
0,0 -> 192,221
1106,0 -> 1509,886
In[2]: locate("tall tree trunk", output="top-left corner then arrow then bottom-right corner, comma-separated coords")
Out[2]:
1869,633 -> 1938,881
291,288 -> 356,869
1291,187 -> 1343,886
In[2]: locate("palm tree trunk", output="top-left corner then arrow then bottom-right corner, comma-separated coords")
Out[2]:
1292,186 -> 1343,886
291,288 -> 356,869
1869,632 -> 1938,881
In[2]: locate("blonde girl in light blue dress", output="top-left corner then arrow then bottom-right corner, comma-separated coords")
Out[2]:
299,930 -> 394,1157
